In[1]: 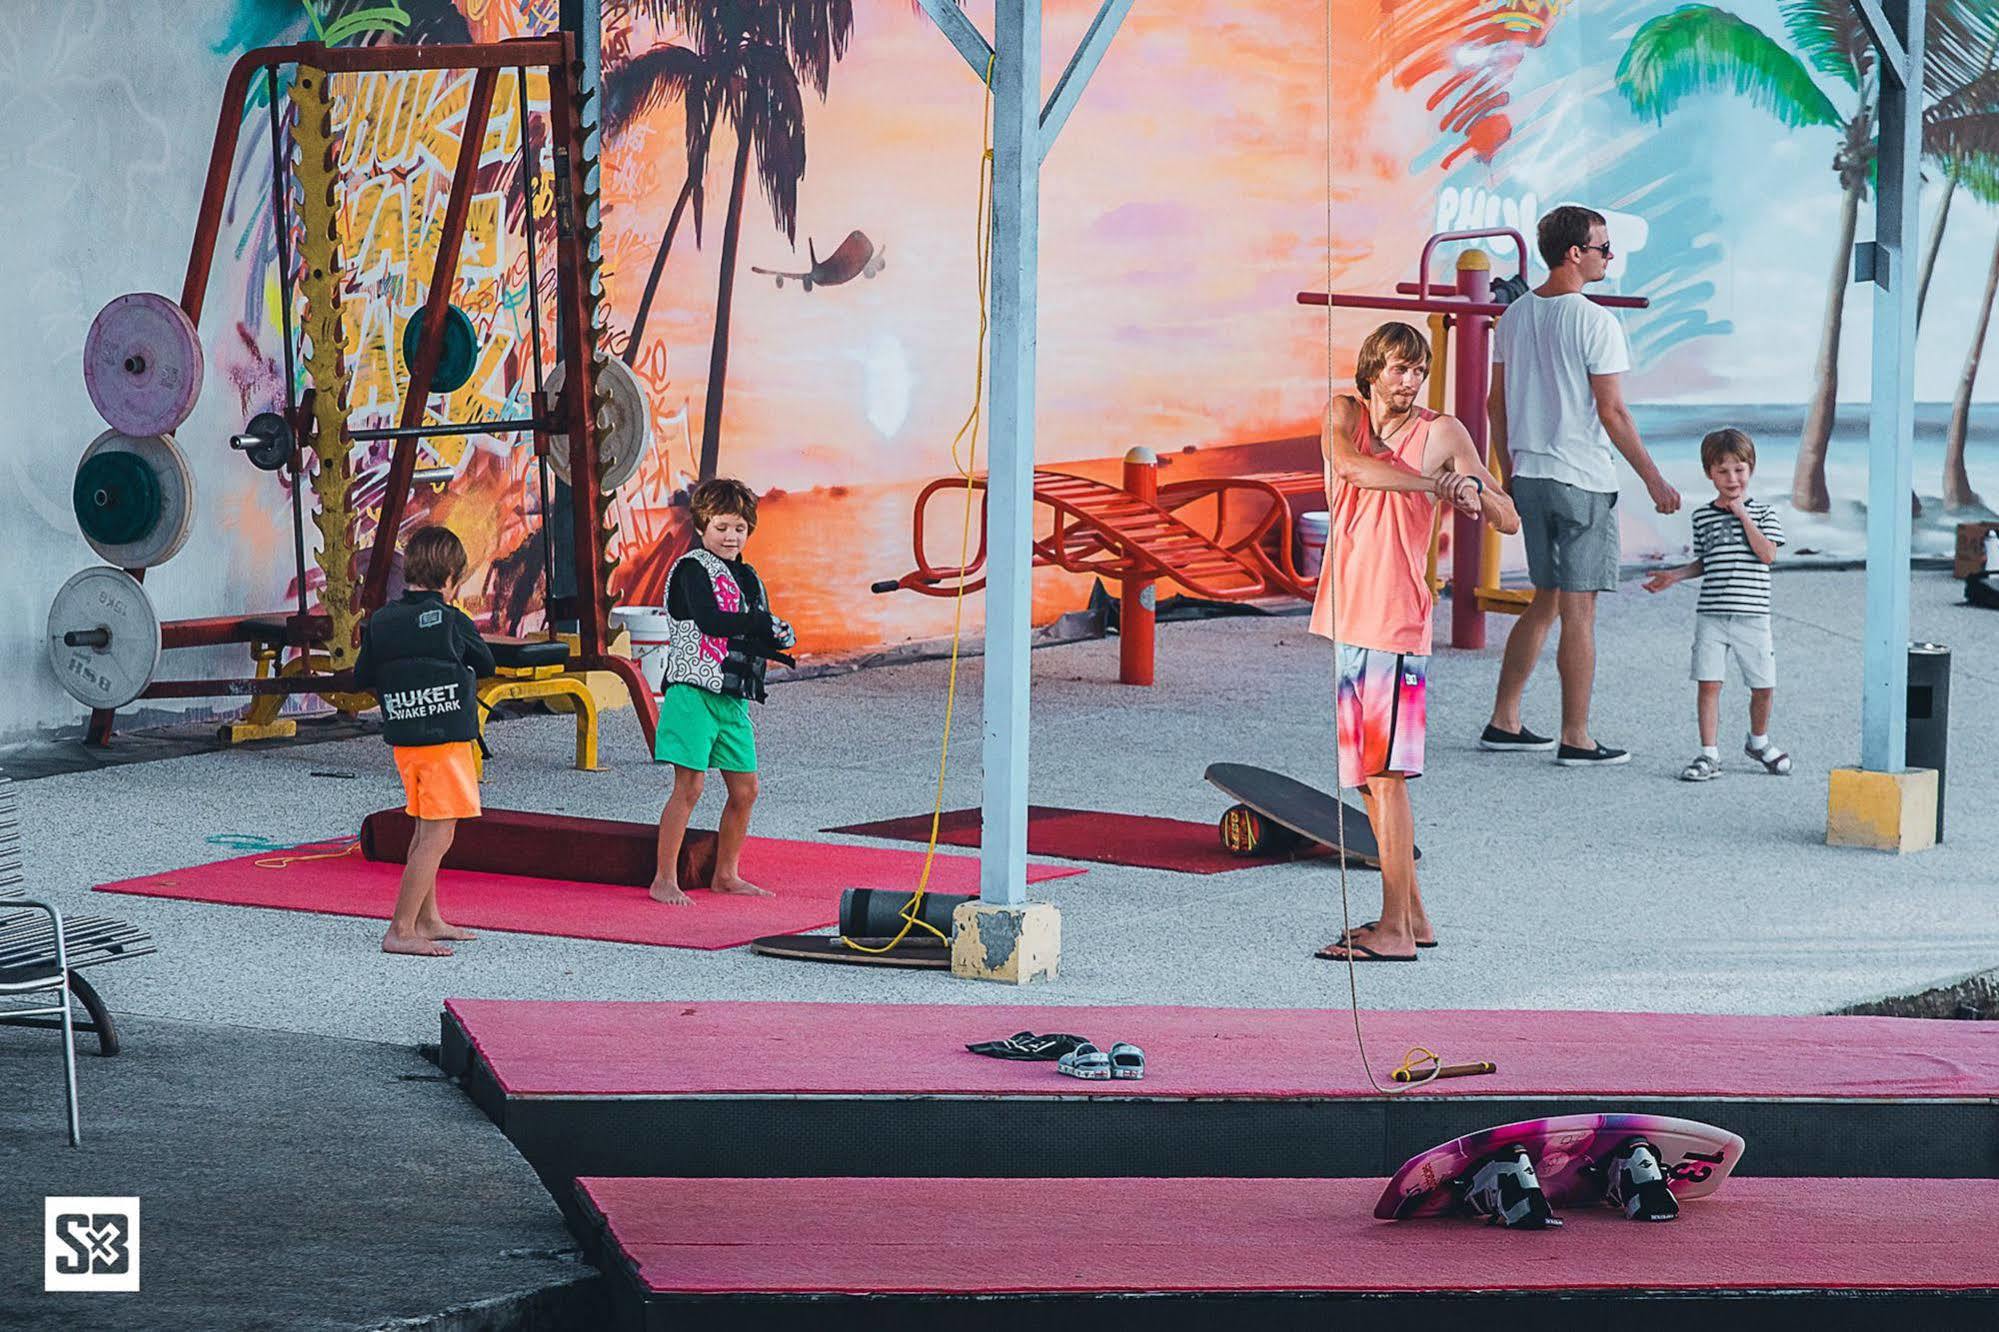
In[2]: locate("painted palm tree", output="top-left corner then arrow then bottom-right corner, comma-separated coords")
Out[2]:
605,35 -> 719,367
1932,101 -> 1999,509
608,1 -> 854,482
1916,25 -> 1999,324
1618,1 -> 1999,513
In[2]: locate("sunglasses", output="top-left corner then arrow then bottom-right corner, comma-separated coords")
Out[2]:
1577,242 -> 1614,258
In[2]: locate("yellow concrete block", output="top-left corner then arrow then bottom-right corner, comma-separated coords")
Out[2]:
1827,767 -> 1938,853
950,902 -> 1061,985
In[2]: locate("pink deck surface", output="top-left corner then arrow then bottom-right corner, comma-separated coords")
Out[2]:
578,1175 -> 1999,1294
445,999 -> 1999,1098
95,842 -> 1080,951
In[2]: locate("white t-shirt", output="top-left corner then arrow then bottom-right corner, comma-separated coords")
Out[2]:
1491,291 -> 1631,494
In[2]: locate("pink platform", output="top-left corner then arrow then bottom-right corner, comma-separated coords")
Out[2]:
445,999 -> 1999,1099
578,1174 -> 1999,1295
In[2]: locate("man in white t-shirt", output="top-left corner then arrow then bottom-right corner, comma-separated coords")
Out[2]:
1480,206 -> 1680,766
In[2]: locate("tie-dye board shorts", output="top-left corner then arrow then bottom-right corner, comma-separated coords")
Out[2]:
1335,644 -> 1428,790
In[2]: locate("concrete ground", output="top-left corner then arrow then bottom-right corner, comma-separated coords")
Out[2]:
3,564 -> 1996,1328
0,1016 -> 596,1331
3,565 -> 1995,1047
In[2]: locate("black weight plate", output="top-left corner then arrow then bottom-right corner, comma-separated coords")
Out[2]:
74,450 -> 162,546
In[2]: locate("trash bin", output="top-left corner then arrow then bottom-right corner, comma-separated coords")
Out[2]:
1907,642 -> 1950,843
611,606 -> 674,696
1296,511 -> 1330,580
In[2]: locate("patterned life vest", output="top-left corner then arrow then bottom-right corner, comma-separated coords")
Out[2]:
660,549 -> 790,702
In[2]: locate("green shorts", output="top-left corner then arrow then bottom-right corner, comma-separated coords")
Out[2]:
654,683 -> 757,773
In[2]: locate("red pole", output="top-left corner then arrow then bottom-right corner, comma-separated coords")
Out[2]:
1451,250 -> 1493,650
1120,447 -> 1157,686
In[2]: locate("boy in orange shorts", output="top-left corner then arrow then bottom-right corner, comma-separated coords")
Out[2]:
352,525 -> 495,957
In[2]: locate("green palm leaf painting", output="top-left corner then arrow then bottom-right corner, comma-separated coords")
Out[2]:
1616,4 -> 1843,128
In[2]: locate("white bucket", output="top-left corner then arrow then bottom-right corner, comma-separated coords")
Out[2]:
1296,510 -> 1331,580
611,605 -> 673,695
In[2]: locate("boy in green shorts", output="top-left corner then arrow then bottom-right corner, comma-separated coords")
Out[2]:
649,479 -> 796,905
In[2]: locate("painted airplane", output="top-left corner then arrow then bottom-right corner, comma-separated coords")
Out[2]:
751,230 -> 885,292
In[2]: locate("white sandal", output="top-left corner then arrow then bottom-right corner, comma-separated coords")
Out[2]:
1744,742 -> 1792,776
1680,754 -> 1721,782
1057,1043 -> 1112,1080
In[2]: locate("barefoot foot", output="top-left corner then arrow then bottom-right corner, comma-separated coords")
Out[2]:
649,881 -> 694,906
1313,922 -> 1417,963
1336,919 -> 1436,949
709,874 -> 772,898
383,929 -> 454,957
419,919 -> 478,942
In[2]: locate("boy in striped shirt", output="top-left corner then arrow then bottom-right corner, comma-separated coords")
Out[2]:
1643,429 -> 1790,781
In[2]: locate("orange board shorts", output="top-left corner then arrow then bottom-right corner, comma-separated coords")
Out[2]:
392,741 -> 482,822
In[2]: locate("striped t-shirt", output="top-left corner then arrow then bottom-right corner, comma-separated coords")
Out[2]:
1692,499 -> 1785,615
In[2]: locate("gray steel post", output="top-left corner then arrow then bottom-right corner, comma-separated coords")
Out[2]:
1859,0 -> 1925,771
980,0 -> 1041,905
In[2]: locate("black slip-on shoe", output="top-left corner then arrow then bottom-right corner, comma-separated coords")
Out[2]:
1479,724 -> 1556,751
1555,742 -> 1630,766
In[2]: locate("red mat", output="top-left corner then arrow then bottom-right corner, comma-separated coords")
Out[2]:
578,1175 -> 1999,1294
94,843 -> 1082,951
446,1000 -> 1999,1098
823,806 -> 1323,873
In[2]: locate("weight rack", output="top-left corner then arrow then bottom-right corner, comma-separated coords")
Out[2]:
64,37 -> 657,751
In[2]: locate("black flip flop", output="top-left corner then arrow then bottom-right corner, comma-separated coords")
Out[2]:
966,1031 -> 1092,1061
1315,941 -> 1419,963
1338,920 -> 1437,949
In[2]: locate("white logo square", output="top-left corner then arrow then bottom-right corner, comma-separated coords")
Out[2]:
45,1197 -> 139,1292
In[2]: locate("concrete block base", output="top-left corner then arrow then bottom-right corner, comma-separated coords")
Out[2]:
1827,767 -> 1937,853
950,902 -> 1061,985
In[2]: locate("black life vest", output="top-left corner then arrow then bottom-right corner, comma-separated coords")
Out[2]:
355,591 -> 486,745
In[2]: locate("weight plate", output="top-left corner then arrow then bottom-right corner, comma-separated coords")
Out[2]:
76,430 -> 196,568
47,567 -> 162,710
74,450 -> 161,547
401,303 -> 480,395
240,411 -> 294,472
544,356 -> 652,493
83,293 -> 204,436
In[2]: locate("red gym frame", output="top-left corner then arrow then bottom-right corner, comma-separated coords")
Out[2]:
89,37 -> 659,749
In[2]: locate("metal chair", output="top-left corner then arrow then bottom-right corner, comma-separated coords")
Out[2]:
0,780 -> 80,1146
0,909 -> 81,1147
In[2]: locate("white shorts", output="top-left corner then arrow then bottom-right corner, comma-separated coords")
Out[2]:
1691,613 -> 1776,689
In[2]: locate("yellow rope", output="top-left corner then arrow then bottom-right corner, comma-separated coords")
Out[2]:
254,838 -> 361,870
840,54 -> 998,955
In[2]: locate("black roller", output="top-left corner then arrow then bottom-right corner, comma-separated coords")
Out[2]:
839,887 -> 973,940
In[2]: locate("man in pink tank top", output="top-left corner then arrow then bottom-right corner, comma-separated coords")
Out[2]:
1313,323 -> 1517,962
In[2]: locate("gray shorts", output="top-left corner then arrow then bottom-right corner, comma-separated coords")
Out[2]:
1692,613 -> 1776,689
1512,476 -> 1620,593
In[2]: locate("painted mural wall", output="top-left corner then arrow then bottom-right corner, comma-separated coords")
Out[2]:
4,0 -> 1998,742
